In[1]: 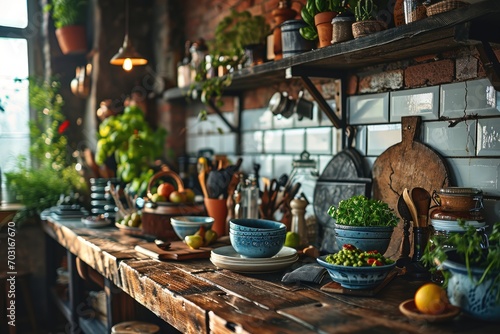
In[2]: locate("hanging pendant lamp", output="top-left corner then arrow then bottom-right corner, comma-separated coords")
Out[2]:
110,0 -> 148,71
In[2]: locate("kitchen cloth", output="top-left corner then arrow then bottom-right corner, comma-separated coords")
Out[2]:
281,264 -> 327,284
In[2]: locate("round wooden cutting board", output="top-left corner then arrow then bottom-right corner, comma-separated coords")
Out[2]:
372,116 -> 450,258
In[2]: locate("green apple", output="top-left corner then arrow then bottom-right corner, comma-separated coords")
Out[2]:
284,231 -> 300,248
204,229 -> 218,246
185,235 -> 203,249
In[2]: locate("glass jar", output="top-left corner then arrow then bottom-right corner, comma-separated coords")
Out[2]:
286,150 -> 318,217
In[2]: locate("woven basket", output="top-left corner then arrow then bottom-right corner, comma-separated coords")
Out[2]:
425,0 -> 468,16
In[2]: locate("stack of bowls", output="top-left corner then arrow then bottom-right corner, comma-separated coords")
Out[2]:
229,219 -> 286,258
170,216 -> 214,241
90,178 -> 119,221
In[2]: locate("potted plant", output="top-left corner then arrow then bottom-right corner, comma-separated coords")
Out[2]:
45,0 -> 88,54
4,78 -> 87,225
352,0 -> 387,38
327,195 -> 399,254
422,221 -> 500,321
300,1 -> 356,47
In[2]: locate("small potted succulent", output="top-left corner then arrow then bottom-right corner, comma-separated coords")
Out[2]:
45,0 -> 88,54
327,195 -> 399,254
351,0 -> 387,38
422,221 -> 500,321
300,0 -> 356,47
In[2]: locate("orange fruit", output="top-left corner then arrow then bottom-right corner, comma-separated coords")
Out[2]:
414,283 -> 449,315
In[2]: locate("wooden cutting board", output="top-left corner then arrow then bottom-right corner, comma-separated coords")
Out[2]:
372,116 -> 450,258
135,237 -> 230,261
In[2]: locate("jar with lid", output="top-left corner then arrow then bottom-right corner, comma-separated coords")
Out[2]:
286,150 -> 318,217
430,187 -> 484,221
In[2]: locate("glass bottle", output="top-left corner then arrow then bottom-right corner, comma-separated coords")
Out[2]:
286,150 -> 318,218
234,173 -> 247,219
246,175 -> 259,219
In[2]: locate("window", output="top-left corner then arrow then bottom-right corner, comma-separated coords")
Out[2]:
0,0 -> 32,198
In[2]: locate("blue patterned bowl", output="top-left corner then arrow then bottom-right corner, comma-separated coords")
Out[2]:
229,230 -> 285,258
170,216 -> 214,240
442,250 -> 500,322
334,224 -> 394,254
229,218 -> 286,232
317,254 -> 396,289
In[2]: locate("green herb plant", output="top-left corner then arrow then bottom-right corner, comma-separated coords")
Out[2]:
4,77 -> 87,225
300,0 -> 357,41
45,0 -> 88,29
354,0 -> 377,21
327,195 -> 399,227
95,105 -> 167,196
422,221 -> 500,301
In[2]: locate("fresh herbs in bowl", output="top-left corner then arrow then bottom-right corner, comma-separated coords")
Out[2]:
422,221 -> 499,289
327,195 -> 399,227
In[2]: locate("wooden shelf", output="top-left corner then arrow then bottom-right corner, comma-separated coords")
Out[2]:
164,0 -> 500,102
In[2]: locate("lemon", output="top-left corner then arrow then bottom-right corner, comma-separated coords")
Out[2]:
284,231 -> 300,248
414,283 -> 449,315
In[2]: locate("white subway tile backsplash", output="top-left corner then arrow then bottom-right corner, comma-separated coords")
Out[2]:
283,128 -> 305,154
477,118 -> 500,156
242,108 -> 273,131
441,79 -> 499,118
241,131 -> 263,153
447,157 -> 500,196
353,125 -> 367,155
221,133 -> 237,154
273,154 -> 294,177
424,120 -> 476,157
348,93 -> 389,125
390,86 -> 439,122
366,124 -> 401,156
263,130 -> 283,153
306,127 -> 331,154
253,155 -> 274,179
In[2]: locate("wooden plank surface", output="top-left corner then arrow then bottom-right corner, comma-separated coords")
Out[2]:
43,218 -> 500,334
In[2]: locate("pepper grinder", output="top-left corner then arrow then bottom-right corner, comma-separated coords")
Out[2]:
290,197 -> 309,248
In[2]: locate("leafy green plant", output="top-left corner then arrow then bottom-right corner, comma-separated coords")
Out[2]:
211,9 -> 270,60
4,77 -> 87,224
300,0 -> 357,40
354,0 -> 377,21
327,195 -> 399,227
422,221 -> 500,301
45,0 -> 88,29
95,105 -> 167,196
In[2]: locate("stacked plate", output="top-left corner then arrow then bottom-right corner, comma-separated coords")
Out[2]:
210,246 -> 298,273
90,178 -> 119,221
431,219 -> 485,232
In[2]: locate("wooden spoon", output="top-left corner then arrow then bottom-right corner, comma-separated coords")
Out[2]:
403,188 -> 419,227
411,187 -> 431,227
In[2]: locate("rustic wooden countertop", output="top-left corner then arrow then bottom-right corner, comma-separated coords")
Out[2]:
42,218 -> 499,334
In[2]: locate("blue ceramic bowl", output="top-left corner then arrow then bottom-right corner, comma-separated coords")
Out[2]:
229,218 -> 286,232
334,236 -> 391,255
443,250 -> 500,322
170,216 -> 214,240
334,224 -> 394,254
317,255 -> 396,289
229,228 -> 287,237
229,230 -> 285,258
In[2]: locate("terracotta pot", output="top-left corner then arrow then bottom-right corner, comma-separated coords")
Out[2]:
431,187 -> 483,212
55,25 -> 87,55
314,12 -> 337,48
351,20 -> 387,39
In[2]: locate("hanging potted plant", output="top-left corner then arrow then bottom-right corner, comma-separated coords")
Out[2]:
327,195 -> 399,254
45,0 -> 88,54
422,221 -> 500,321
352,0 -> 387,38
